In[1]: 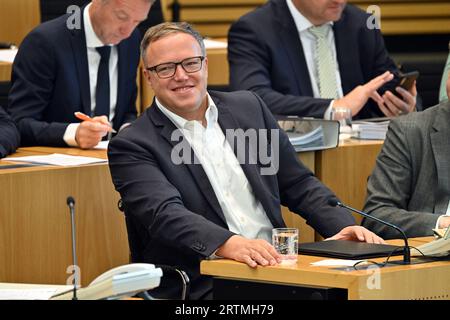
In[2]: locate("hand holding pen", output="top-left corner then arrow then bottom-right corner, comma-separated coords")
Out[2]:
73,112 -> 115,149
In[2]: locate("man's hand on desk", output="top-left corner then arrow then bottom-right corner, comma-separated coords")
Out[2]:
75,116 -> 111,149
325,226 -> 386,244
215,235 -> 282,268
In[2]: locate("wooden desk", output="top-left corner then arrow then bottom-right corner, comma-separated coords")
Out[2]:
0,147 -> 129,287
201,237 -> 450,300
0,62 -> 12,82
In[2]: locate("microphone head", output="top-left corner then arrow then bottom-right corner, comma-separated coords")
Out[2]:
327,198 -> 339,207
67,196 -> 75,206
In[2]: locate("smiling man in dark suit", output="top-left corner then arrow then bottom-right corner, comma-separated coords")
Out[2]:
8,0 -> 154,148
228,0 -> 417,119
108,22 -> 384,300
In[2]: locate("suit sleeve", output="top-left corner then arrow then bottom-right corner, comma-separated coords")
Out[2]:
228,19 -> 331,118
0,107 -> 20,158
108,132 -> 235,258
251,93 -> 355,237
8,31 -> 69,146
362,120 -> 439,238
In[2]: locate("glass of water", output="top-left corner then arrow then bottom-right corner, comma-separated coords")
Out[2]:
330,107 -> 352,139
272,228 -> 298,265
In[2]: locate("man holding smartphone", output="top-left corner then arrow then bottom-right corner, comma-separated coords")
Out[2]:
228,0 -> 417,119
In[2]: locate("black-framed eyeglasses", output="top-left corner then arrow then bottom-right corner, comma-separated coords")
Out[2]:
146,56 -> 205,79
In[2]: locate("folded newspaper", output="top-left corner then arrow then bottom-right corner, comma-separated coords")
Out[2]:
411,227 -> 450,257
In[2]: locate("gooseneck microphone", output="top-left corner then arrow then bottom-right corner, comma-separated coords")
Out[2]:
66,196 -> 78,300
328,198 -> 411,264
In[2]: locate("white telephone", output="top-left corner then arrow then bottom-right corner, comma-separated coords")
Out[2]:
52,263 -> 163,300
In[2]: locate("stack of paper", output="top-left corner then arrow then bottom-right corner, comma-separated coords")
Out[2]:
352,120 -> 390,140
287,126 -> 324,151
3,153 -> 107,166
411,227 -> 450,257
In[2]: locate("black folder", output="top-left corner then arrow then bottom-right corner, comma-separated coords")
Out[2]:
298,240 -> 403,260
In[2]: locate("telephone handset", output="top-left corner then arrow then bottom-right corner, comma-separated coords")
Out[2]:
51,263 -> 162,300
89,263 -> 158,286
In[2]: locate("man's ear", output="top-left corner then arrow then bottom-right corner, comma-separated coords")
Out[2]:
143,69 -> 154,90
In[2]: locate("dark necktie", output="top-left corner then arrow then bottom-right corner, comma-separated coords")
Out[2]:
94,46 -> 111,117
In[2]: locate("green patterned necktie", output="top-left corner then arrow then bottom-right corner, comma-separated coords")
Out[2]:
309,25 -> 338,99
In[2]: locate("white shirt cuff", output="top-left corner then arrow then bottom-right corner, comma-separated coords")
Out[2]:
206,248 -> 223,260
323,100 -> 335,120
63,123 -> 80,147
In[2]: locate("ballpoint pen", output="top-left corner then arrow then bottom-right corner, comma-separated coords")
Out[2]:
74,111 -> 117,133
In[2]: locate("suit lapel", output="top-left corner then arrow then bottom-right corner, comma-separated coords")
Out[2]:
115,41 -> 128,127
68,15 -> 91,115
273,0 -> 313,96
430,104 -> 450,213
333,9 -> 358,95
148,103 -> 227,224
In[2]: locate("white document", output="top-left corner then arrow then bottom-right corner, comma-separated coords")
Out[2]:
93,140 -> 109,150
204,39 -> 228,49
311,259 -> 367,267
0,288 -> 58,300
0,49 -> 18,63
3,153 -> 107,166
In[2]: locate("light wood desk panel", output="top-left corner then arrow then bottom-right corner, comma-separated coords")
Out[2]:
201,237 -> 450,300
0,147 -> 129,287
316,139 -> 384,224
0,62 -> 12,82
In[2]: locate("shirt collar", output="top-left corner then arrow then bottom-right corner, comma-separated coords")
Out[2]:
155,92 -> 218,130
286,0 -> 333,33
83,3 -> 109,48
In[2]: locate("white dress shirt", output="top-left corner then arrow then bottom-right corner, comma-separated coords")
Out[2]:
63,3 -> 119,146
286,0 -> 344,118
156,94 -> 274,243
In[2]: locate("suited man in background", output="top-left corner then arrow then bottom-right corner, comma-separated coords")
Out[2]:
228,0 -> 417,119
0,106 -> 20,158
362,72 -> 450,238
8,0 -> 154,148
108,22 -> 383,299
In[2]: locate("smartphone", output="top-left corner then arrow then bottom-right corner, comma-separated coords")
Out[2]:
392,71 -> 419,98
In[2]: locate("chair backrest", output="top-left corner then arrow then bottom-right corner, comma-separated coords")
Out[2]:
117,199 -> 190,299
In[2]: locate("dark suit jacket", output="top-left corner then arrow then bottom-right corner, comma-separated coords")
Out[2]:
8,11 -> 139,146
0,106 -> 20,158
108,90 -> 355,299
363,102 -> 450,238
228,0 -> 399,119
